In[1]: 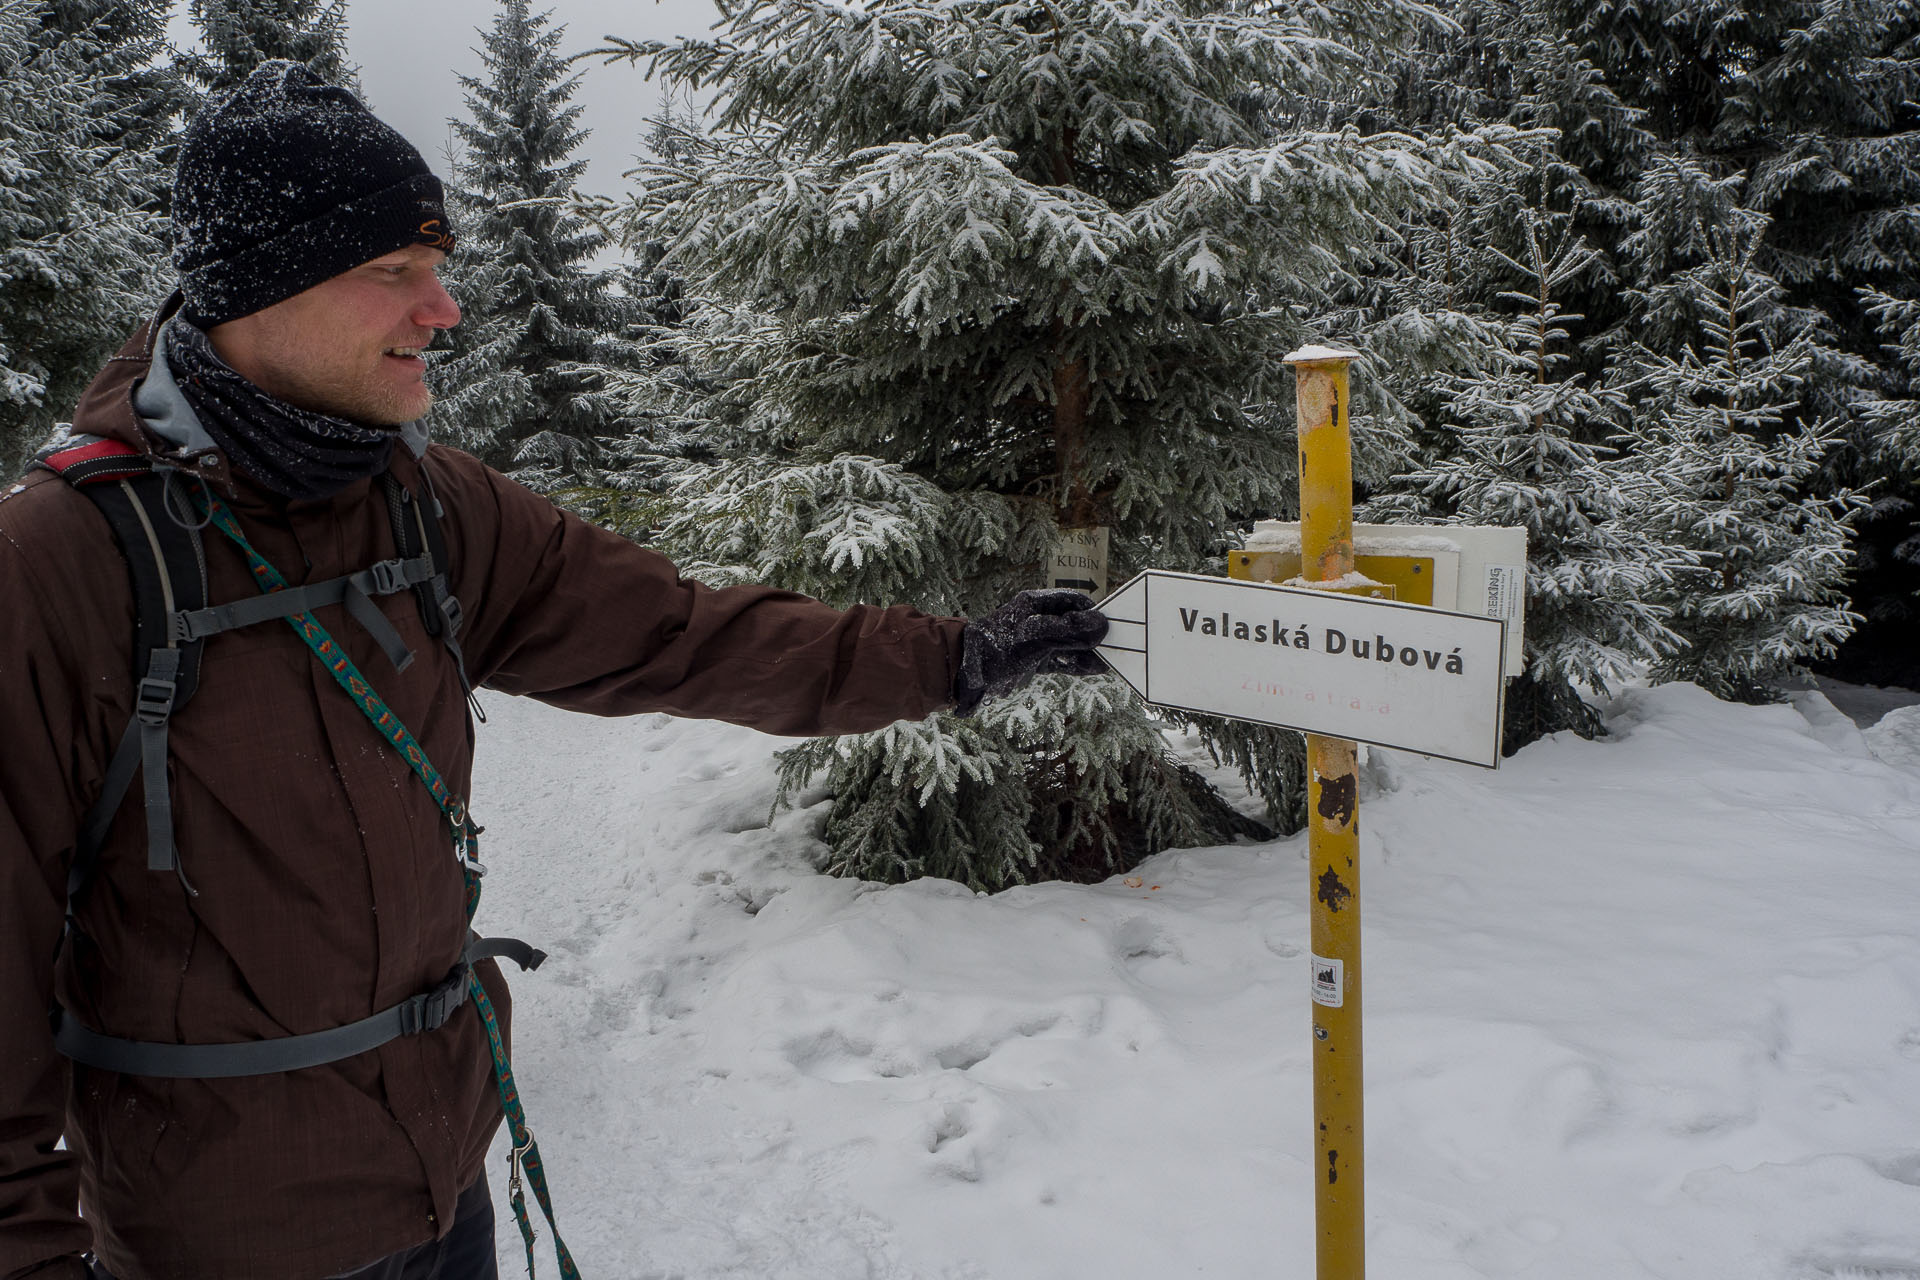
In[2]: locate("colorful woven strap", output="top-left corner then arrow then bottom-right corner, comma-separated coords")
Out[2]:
192,483 -> 579,1280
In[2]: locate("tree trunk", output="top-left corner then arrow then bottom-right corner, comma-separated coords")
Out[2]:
1053,339 -> 1096,527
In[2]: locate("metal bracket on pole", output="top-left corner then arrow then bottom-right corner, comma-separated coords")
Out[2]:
1284,344 -> 1366,1280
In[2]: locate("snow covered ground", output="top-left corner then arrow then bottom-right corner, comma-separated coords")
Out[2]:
472,682 -> 1920,1280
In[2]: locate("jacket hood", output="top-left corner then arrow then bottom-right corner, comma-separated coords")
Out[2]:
68,292 -> 240,494
67,296 -> 433,500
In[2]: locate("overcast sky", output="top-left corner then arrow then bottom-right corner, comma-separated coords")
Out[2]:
164,0 -> 722,199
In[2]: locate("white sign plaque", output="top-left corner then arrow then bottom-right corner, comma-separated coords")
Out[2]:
1097,570 -> 1507,768
1049,526 -> 1110,598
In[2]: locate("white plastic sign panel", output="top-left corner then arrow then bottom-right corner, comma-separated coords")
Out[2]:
1244,521 -> 1529,677
1097,570 -> 1507,768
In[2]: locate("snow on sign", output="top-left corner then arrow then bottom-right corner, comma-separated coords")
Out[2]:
1097,570 -> 1508,768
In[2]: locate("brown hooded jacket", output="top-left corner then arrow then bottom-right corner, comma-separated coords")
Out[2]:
0,305 -> 965,1280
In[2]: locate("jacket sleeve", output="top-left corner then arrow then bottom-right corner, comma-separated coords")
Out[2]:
430,450 -> 968,736
0,520 -> 96,1279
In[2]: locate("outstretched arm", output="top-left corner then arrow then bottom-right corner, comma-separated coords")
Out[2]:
428,448 -> 969,735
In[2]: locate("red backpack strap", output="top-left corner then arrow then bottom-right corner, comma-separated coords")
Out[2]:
34,435 -> 151,487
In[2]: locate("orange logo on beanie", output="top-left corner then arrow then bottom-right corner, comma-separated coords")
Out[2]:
415,218 -> 456,251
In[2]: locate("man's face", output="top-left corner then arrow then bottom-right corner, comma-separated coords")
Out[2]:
207,244 -> 461,426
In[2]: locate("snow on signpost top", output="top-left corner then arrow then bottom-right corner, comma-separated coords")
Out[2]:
1282,344 -> 1361,364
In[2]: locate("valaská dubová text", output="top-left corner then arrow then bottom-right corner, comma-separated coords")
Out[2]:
1176,608 -> 1465,675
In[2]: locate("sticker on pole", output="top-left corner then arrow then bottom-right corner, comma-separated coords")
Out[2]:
1311,955 -> 1345,1008
1095,570 -> 1507,768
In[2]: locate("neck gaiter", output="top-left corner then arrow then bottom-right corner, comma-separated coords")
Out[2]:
164,314 -> 396,501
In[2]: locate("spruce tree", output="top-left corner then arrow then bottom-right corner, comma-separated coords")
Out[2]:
1832,288 -> 1920,684
590,0 -> 1527,886
1612,257 -> 1860,700
1365,0 -> 1657,381
1353,1 -> 1705,744
617,95 -> 698,353
1606,156 -> 1863,701
430,0 -> 632,484
1862,289 -> 1920,483
1371,1 -> 1919,694
178,0 -> 355,98
1,0 -> 168,476
35,1 -> 184,153
1844,286 -> 1920,682
1550,0 -> 1920,683
1381,192 -> 1684,743
1555,0 -> 1920,318
556,94 -> 709,536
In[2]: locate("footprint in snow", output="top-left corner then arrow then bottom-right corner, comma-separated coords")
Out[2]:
1113,915 -> 1183,972
1868,1152 -> 1920,1188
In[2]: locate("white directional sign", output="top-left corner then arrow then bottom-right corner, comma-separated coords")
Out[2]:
1097,570 -> 1508,768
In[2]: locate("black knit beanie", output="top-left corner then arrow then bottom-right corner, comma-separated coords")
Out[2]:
172,62 -> 456,328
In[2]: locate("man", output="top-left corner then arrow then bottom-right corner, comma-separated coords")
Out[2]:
0,64 -> 1106,1280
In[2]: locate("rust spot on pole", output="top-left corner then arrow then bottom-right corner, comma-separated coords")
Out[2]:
1317,867 -> 1352,913
1328,1150 -> 1339,1184
1316,773 -> 1356,827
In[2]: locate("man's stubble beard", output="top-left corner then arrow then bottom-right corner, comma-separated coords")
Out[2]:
273,357 -> 432,428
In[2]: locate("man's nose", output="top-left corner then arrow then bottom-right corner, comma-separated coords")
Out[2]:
414,274 -> 461,330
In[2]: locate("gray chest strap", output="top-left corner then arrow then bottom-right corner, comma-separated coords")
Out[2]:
51,937 -> 544,1078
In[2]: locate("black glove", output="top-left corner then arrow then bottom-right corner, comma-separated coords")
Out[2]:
952,589 -> 1109,715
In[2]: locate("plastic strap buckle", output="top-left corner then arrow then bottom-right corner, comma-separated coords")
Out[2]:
135,675 -> 178,725
366,558 -> 409,595
398,964 -> 469,1036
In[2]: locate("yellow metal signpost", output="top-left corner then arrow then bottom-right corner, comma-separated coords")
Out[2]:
1285,345 -> 1366,1280
1093,346 -> 1519,1279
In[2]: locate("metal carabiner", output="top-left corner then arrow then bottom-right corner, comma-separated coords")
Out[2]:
509,1129 -> 534,1206
455,832 -> 488,878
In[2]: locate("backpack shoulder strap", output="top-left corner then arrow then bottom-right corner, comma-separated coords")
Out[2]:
381,461 -> 484,723
35,437 -> 208,899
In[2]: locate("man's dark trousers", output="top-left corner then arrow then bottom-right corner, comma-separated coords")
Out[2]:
88,1174 -> 498,1280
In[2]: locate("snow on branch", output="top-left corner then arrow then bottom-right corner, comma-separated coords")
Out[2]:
1131,125 -> 1541,299
627,133 -> 1124,334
